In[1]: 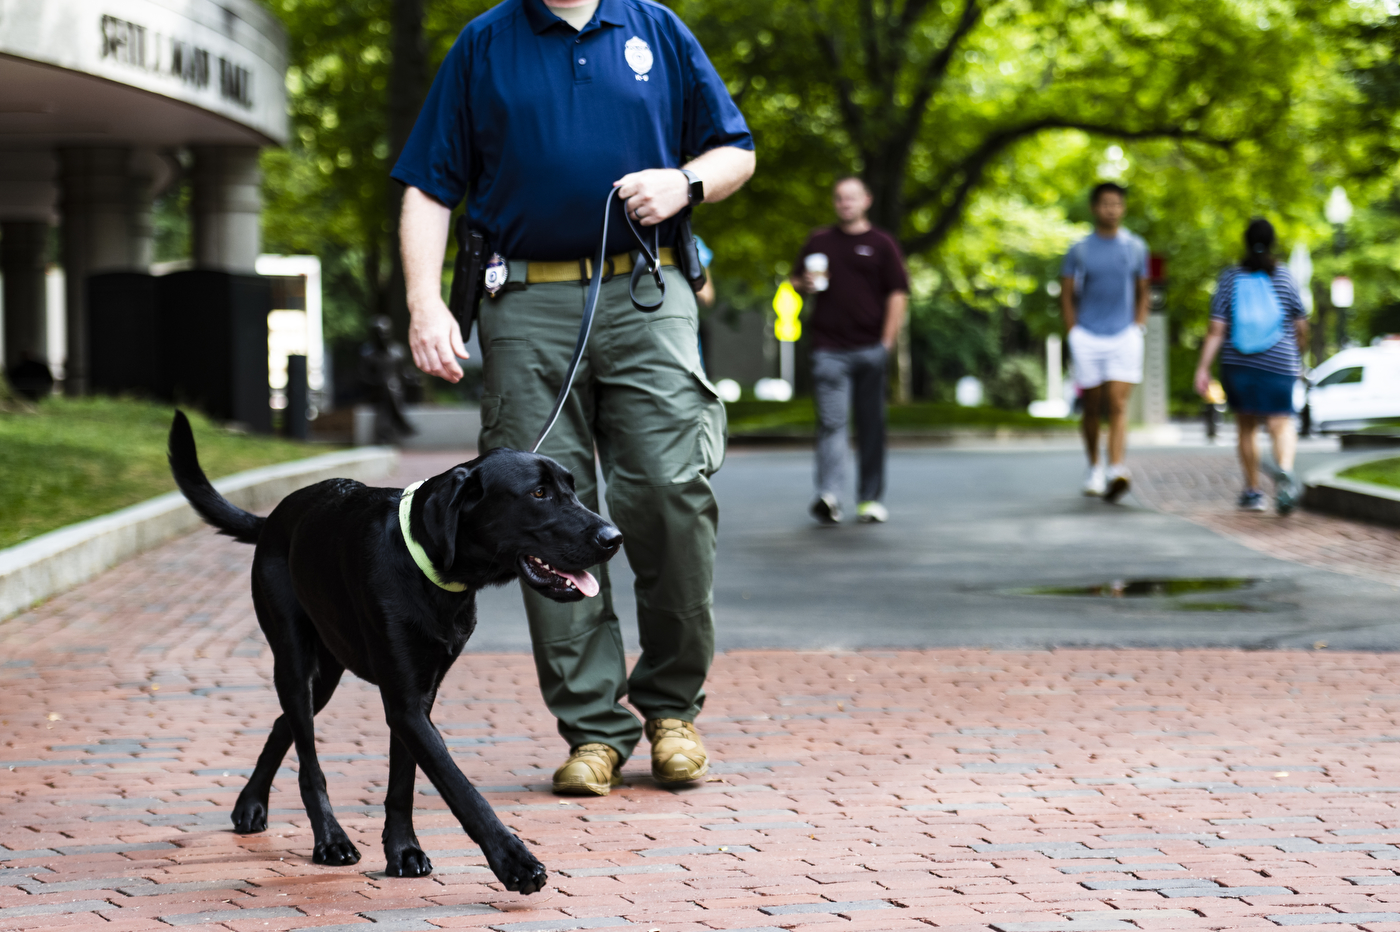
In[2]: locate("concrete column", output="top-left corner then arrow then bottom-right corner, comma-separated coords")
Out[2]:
1128,313 -> 1169,426
2,221 -> 50,373
0,150 -> 58,383
191,147 -> 262,272
1045,334 -> 1063,403
57,147 -> 154,395
60,147 -> 131,396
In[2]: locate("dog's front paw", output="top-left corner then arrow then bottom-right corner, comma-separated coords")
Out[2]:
384,844 -> 432,878
231,797 -> 268,834
486,836 -> 548,895
312,837 -> 362,866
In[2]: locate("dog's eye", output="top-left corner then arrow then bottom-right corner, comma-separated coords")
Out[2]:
532,487 -> 546,499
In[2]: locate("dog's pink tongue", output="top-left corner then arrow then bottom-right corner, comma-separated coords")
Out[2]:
559,569 -> 600,598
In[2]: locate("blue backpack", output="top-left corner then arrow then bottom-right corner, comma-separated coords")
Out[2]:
1231,270 -> 1284,355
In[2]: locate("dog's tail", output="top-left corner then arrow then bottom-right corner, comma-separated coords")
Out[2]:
167,410 -> 265,545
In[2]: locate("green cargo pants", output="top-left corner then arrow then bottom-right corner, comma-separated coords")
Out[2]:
477,264 -> 726,760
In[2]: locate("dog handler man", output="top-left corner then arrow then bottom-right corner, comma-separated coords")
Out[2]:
392,0 -> 755,796
1059,182 -> 1150,503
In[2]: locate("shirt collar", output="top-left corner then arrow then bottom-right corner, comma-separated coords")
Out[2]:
522,0 -> 624,35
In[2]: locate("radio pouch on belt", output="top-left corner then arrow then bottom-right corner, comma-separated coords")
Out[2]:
674,207 -> 707,294
448,215 -> 487,343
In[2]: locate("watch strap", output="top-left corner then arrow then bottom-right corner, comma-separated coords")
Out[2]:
680,168 -> 703,206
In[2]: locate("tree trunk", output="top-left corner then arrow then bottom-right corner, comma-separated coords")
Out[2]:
863,149 -> 907,238
385,0 -> 428,342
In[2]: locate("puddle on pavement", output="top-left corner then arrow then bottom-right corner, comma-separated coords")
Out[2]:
1024,577 -> 1255,598
1010,577 -> 1268,612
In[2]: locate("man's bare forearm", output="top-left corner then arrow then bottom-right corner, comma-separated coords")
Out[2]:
1135,278 -> 1150,326
401,186 -> 452,311
1059,276 -> 1076,331
685,146 -> 755,203
399,185 -> 466,381
882,291 -> 908,350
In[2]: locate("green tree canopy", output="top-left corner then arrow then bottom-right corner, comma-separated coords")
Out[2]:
253,0 -> 1400,401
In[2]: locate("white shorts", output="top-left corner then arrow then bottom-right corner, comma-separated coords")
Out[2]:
1069,324 -> 1143,390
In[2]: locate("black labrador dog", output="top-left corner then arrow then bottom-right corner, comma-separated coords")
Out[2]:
167,411 -> 621,893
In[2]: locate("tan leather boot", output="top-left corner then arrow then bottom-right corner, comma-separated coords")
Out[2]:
552,743 -> 623,796
646,718 -> 709,784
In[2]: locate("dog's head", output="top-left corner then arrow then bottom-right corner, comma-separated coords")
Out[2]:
408,448 -> 622,602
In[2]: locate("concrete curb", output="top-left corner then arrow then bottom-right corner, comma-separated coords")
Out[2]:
1303,450 -> 1400,528
729,427 -> 1079,448
0,446 -> 398,621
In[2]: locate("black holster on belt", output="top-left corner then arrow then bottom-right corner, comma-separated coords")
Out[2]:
448,215 -> 488,342
674,207 -> 707,294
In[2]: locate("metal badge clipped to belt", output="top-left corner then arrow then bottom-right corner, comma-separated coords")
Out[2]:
447,183 -> 708,453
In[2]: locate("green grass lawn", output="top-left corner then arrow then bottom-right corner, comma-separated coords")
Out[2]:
724,398 -> 1077,435
1339,456 -> 1400,491
0,397 -> 325,550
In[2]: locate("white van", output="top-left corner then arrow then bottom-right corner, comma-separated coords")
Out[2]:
1304,341 -> 1400,433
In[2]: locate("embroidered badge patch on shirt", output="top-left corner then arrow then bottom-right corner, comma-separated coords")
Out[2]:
625,36 -> 653,81
484,254 -> 508,296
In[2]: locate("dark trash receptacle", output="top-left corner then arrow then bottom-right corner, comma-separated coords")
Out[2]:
157,270 -> 272,433
88,272 -> 165,398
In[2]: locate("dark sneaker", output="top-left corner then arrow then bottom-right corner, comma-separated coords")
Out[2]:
1238,489 -> 1267,512
810,494 -> 842,526
1275,470 -> 1302,515
1103,466 -> 1131,504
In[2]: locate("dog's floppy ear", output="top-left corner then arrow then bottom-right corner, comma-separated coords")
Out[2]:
417,465 -> 483,570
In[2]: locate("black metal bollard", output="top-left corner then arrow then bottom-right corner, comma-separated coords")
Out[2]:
286,354 -> 309,440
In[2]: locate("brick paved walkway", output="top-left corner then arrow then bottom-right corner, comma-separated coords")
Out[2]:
1131,450 -> 1400,589
8,487 -> 1400,931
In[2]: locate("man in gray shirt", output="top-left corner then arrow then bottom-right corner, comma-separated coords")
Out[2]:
1059,182 -> 1150,503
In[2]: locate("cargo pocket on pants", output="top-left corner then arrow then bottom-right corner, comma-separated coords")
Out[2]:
479,394 -> 503,451
691,368 -> 727,477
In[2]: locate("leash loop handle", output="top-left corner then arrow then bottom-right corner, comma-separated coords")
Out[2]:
622,203 -> 665,313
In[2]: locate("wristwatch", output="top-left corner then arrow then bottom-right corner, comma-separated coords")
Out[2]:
680,168 -> 704,206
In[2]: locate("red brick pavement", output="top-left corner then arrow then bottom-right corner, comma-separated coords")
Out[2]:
1131,450 -> 1400,589
7,453 -> 1400,930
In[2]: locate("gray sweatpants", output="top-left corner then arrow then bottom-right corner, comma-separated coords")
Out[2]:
812,344 -> 888,504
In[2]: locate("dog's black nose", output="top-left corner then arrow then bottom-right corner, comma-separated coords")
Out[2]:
596,525 -> 623,555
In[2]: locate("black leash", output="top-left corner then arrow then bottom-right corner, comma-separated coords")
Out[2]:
530,187 -> 666,453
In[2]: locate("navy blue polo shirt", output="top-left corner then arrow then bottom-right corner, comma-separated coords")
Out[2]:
391,0 -> 753,261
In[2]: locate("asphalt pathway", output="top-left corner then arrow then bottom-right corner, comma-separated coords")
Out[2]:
465,447 -> 1400,654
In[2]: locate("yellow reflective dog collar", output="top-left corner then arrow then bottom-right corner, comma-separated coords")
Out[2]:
398,480 -> 468,593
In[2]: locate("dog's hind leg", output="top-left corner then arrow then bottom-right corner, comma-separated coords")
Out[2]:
274,644 -> 356,866
232,660 -> 344,834
253,566 -> 359,866
381,733 -> 432,877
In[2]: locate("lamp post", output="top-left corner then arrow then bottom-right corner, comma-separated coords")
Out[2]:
1324,186 -> 1353,351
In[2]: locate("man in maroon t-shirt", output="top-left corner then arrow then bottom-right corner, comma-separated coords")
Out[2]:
791,177 -> 910,525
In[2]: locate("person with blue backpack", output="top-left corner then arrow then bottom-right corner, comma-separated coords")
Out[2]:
1193,218 -> 1310,513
